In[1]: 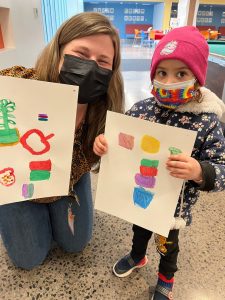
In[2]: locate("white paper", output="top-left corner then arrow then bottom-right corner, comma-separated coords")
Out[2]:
0,76 -> 78,205
95,111 -> 197,237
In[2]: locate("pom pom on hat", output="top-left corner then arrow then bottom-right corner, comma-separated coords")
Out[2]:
150,26 -> 209,86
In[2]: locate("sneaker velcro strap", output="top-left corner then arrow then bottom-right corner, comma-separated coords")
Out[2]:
155,285 -> 173,300
127,255 -> 136,267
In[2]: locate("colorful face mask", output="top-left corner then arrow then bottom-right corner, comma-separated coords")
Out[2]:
151,78 -> 197,109
59,54 -> 113,104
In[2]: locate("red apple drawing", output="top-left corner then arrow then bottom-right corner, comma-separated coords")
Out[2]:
20,129 -> 54,155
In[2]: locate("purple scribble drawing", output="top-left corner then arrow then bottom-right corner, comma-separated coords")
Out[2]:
22,183 -> 34,199
135,173 -> 156,188
38,113 -> 48,121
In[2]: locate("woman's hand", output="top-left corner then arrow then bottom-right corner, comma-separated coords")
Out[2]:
93,134 -> 108,156
166,154 -> 202,182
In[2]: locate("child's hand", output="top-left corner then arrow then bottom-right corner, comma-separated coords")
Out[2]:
93,134 -> 108,156
166,154 -> 202,182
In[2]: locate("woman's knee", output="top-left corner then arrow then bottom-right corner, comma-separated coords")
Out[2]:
58,219 -> 93,253
10,249 -> 49,270
0,201 -> 52,270
61,240 -> 89,253
50,173 -> 93,253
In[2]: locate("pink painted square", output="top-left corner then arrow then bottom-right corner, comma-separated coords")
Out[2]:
118,132 -> 134,150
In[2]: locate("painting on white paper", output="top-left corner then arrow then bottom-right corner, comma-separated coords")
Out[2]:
0,76 -> 78,205
95,111 -> 197,237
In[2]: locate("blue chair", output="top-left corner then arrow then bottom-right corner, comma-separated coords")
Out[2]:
141,30 -> 154,48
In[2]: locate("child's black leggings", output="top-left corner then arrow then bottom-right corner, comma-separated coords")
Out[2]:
131,224 -> 180,280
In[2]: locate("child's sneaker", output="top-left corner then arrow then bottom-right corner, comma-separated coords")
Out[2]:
113,253 -> 148,278
151,273 -> 174,300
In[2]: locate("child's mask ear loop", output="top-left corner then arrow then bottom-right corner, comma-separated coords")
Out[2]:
193,79 -> 202,103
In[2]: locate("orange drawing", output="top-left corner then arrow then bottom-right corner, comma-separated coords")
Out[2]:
0,167 -> 15,186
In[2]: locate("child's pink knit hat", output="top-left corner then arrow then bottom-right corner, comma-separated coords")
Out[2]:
150,26 -> 209,86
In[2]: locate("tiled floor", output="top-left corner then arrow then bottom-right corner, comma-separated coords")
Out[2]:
1,45 -> 225,300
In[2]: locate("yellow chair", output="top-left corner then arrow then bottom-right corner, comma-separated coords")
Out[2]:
209,31 -> 220,40
132,29 -> 141,47
200,30 -> 220,40
200,30 -> 210,40
149,30 -> 156,40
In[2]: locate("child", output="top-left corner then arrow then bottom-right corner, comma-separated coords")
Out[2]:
93,26 -> 225,300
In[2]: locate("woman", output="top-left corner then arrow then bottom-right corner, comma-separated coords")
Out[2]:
0,12 -> 124,270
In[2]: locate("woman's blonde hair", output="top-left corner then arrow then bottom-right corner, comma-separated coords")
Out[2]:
35,12 -> 124,164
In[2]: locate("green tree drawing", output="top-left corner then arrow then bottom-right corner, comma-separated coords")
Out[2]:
0,99 -> 20,145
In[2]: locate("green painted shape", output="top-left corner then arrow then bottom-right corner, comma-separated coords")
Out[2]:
141,159 -> 159,168
30,170 -> 51,181
38,118 -> 48,121
0,128 -> 19,144
169,147 -> 182,155
0,99 -> 16,131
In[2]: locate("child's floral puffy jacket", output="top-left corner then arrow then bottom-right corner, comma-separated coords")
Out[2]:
126,87 -> 225,226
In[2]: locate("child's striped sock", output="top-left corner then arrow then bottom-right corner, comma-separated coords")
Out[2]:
152,273 -> 174,300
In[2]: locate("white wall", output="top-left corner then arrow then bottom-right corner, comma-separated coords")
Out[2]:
0,0 -> 45,69
67,0 -> 83,18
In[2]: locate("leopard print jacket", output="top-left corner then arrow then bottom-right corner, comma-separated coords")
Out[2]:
0,66 -> 96,203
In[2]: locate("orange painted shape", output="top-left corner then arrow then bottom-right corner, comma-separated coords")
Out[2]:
0,167 -> 15,186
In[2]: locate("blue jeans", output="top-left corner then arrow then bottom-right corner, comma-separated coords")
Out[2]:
0,173 -> 93,270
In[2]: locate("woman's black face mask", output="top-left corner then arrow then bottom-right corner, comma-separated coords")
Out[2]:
59,54 -> 113,104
